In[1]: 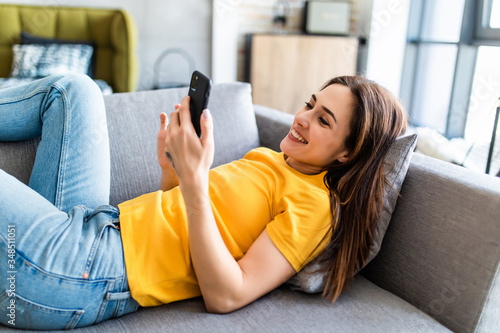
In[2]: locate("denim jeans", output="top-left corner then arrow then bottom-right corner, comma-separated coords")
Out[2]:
0,74 -> 139,330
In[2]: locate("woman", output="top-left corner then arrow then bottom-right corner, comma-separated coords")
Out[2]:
0,74 -> 406,330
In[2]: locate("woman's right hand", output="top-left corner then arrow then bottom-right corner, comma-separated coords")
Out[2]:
164,96 -> 214,190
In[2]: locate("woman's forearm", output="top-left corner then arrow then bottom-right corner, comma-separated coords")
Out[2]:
165,98 -> 294,313
181,182 -> 245,313
165,97 -> 240,311
160,168 -> 179,191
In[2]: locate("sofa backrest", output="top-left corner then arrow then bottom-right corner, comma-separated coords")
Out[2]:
0,82 -> 260,206
0,5 -> 138,92
103,82 -> 260,206
361,153 -> 500,333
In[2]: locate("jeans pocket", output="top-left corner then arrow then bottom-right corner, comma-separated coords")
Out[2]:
0,290 -> 85,330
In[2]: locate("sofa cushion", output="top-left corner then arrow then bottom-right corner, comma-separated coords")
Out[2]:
0,81 -> 259,207
104,82 -> 259,206
287,133 -> 418,293
0,275 -> 449,332
0,139 -> 38,186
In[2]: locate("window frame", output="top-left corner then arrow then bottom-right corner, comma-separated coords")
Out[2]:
476,0 -> 500,41
401,0 -> 476,138
401,0 -> 500,139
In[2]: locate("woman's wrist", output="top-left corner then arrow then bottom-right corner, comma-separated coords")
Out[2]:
179,173 -> 209,194
180,177 -> 211,222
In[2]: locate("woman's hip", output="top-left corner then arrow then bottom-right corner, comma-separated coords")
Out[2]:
0,205 -> 138,330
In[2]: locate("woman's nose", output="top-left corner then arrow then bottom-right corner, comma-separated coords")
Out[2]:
295,112 -> 310,128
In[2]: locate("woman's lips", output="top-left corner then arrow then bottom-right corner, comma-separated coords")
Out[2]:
288,132 -> 307,144
289,128 -> 308,144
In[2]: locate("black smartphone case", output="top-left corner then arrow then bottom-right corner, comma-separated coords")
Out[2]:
188,71 -> 212,137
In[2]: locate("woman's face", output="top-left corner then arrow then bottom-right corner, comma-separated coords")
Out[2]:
280,83 -> 354,175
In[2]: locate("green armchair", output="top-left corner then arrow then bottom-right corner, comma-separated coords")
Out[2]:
0,5 -> 138,92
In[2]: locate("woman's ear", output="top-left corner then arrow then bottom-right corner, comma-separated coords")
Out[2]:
337,150 -> 350,163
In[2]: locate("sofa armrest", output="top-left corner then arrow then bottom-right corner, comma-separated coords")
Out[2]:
361,153 -> 500,333
254,104 -> 293,152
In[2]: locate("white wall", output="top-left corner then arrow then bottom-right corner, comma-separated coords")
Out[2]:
212,0 -> 239,83
212,0 -> 377,84
2,0 -> 212,90
212,0 -> 307,83
365,0 -> 411,96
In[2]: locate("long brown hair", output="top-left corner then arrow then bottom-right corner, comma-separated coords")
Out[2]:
318,76 -> 407,303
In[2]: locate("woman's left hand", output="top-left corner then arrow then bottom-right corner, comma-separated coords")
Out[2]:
164,95 -> 214,189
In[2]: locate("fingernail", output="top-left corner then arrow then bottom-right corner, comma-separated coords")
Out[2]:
203,109 -> 211,119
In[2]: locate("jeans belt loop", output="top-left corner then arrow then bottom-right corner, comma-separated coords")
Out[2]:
106,291 -> 132,301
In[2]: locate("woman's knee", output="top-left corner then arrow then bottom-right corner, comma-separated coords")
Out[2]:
44,74 -> 106,121
53,74 -> 103,103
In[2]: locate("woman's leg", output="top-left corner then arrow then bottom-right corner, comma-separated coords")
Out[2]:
0,74 -> 110,211
0,76 -> 137,329
0,171 -> 137,329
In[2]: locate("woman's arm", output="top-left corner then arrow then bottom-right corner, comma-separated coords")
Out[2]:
157,109 -> 179,191
184,183 -> 296,313
165,96 -> 296,313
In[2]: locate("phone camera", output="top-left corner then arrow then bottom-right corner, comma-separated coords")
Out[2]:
190,74 -> 198,91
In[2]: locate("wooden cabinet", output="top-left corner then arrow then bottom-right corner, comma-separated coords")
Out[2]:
249,34 -> 358,114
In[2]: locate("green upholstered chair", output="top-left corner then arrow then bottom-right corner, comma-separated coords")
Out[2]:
0,5 -> 138,92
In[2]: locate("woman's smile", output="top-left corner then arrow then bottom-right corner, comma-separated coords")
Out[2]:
288,128 -> 308,144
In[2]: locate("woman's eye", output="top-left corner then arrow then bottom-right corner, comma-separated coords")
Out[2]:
304,102 -> 313,109
319,117 -> 329,126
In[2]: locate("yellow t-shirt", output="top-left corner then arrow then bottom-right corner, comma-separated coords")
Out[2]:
118,147 -> 332,307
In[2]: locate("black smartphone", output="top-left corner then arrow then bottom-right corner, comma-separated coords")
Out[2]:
188,70 -> 212,137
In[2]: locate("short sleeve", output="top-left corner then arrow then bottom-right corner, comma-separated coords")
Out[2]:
266,192 -> 332,272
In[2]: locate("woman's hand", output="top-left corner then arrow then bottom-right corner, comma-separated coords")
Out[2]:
157,105 -> 181,191
164,95 -> 214,190
157,105 -> 181,171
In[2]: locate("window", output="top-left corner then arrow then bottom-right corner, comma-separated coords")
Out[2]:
402,0 -> 500,175
411,44 -> 458,133
401,0 -> 467,135
476,0 -> 500,39
490,0 -> 500,28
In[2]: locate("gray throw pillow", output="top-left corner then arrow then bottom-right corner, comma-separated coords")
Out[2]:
287,133 -> 418,293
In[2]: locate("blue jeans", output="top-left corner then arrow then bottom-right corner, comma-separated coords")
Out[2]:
0,74 -> 139,330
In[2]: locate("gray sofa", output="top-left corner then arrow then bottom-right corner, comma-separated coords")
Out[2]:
1,82 -> 499,333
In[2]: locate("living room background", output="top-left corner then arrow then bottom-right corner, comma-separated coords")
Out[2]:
1,0 -> 498,175
0,0 -> 407,95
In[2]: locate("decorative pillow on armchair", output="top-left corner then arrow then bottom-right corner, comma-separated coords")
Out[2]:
20,31 -> 96,78
10,44 -> 93,78
287,133 -> 418,293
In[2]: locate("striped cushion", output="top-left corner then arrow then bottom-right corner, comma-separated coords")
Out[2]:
10,44 -> 93,78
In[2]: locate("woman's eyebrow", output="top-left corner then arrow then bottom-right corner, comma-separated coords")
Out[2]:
312,94 -> 337,123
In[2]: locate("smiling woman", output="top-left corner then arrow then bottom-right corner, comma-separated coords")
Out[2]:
0,74 -> 407,329
304,76 -> 408,303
